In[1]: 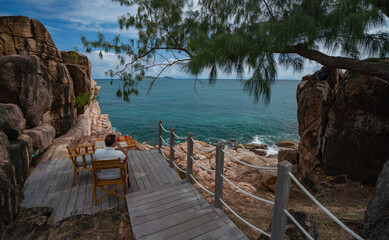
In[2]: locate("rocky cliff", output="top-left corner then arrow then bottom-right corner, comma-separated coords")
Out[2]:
0,16 -> 112,235
297,67 -> 389,185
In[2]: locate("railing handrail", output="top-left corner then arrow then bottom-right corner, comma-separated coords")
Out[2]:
157,120 -> 362,240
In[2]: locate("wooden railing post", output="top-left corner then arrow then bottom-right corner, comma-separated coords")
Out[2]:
271,161 -> 292,240
214,143 -> 224,208
158,120 -> 162,153
169,128 -> 175,168
186,132 -> 194,182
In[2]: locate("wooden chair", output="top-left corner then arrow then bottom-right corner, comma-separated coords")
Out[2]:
66,144 -> 95,185
91,158 -> 128,205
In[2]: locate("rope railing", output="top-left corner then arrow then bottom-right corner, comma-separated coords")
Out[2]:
219,198 -> 271,238
172,146 -> 186,156
222,150 -> 278,170
160,136 -> 169,146
160,149 -> 170,162
190,174 -> 215,196
173,131 -> 187,140
191,137 -> 216,153
221,174 -> 274,205
288,172 -> 364,240
191,156 -> 216,173
172,161 -> 187,174
284,209 -> 314,240
160,123 -> 169,133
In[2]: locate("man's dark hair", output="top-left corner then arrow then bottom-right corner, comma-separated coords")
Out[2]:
105,134 -> 116,147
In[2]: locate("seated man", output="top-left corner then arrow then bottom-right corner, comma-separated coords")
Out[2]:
93,134 -> 128,180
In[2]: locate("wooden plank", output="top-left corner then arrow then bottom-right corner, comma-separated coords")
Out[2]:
132,151 -> 152,190
134,150 -> 159,188
83,167 -> 94,215
132,208 -> 214,239
128,151 -> 147,191
52,160 -> 77,223
48,159 -> 73,208
129,190 -> 195,213
141,211 -> 222,240
63,171 -> 81,219
131,196 -> 208,226
151,150 -> 181,182
74,170 -> 90,215
141,150 -> 165,186
109,184 -> 119,209
101,183 -> 110,210
127,179 -> 185,199
217,229 -> 248,240
192,222 -> 243,240
127,182 -> 189,205
147,150 -> 178,183
40,159 -> 68,207
27,160 -> 62,208
142,150 -> 170,184
127,151 -> 140,192
22,160 -> 55,207
168,215 -> 228,240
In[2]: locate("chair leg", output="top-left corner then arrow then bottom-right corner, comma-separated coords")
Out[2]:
93,182 -> 97,205
73,168 -> 77,185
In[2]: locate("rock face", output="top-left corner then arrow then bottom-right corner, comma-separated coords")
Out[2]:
2,207 -> 131,240
258,210 -> 319,240
0,16 -> 114,237
364,160 -> 389,239
0,104 -> 25,139
297,67 -> 389,184
0,16 -> 76,135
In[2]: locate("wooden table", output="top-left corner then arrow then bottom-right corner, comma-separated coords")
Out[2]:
95,135 -> 136,149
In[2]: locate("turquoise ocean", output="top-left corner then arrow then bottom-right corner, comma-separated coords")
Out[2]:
96,79 -> 300,154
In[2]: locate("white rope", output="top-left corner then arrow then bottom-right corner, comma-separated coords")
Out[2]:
222,150 -> 278,170
172,161 -> 187,174
284,209 -> 315,240
173,131 -> 187,140
160,136 -> 169,146
191,156 -> 216,173
160,149 -> 170,162
288,172 -> 364,240
191,138 -> 216,153
190,174 -> 215,196
172,147 -> 186,156
221,174 -> 274,205
160,124 -> 169,133
219,198 -> 271,238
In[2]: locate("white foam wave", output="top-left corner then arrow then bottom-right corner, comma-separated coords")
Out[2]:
250,135 -> 280,156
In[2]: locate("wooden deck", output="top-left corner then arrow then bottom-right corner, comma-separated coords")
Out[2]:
21,149 -> 247,239
127,180 -> 248,240
20,149 -> 180,223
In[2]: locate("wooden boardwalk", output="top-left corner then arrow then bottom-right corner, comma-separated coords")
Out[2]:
21,149 -> 247,239
127,180 -> 248,240
20,149 -> 179,223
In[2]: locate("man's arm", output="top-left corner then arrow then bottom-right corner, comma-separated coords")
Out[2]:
116,142 -> 128,162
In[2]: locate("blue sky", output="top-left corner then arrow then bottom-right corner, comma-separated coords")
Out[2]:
1,0 -> 326,79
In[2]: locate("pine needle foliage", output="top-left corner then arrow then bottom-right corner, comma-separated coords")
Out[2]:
82,0 -> 389,103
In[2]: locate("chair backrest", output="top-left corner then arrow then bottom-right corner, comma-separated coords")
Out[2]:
91,158 -> 123,181
67,145 -> 94,167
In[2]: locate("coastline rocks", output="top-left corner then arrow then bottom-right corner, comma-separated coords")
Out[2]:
276,140 -> 298,149
23,124 -> 56,152
258,210 -> 319,240
64,63 -> 91,98
297,67 -> 389,184
0,104 -> 25,139
243,143 -> 268,150
364,160 -> 389,239
261,170 -> 277,192
0,55 -> 52,127
60,51 -> 92,79
278,148 -> 298,165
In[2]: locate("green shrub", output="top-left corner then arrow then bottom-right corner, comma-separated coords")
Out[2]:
74,92 -> 92,108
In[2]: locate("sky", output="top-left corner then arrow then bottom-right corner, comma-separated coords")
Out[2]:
2,0 -> 324,79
